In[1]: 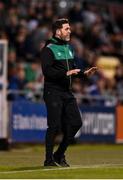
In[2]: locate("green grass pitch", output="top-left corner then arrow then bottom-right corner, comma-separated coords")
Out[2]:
0,144 -> 123,178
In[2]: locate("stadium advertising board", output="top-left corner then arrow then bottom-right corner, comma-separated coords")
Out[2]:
10,101 -> 116,143
10,101 -> 47,142
79,106 -> 115,142
116,106 -> 123,143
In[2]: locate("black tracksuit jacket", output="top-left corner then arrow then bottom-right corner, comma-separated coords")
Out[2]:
40,36 -> 86,91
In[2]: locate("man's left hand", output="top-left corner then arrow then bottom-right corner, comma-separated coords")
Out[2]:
84,67 -> 98,76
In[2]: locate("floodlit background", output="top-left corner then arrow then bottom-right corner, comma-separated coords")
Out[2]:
1,0 -> 123,104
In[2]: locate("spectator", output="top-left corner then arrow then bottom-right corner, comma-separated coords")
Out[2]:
8,63 -> 27,100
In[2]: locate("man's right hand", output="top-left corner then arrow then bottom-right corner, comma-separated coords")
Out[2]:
66,69 -> 80,76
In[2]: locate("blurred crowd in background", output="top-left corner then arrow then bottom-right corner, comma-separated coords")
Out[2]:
0,0 -> 123,106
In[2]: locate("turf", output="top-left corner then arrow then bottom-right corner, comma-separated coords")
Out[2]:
0,144 -> 123,178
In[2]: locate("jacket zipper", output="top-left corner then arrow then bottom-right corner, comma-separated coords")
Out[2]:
64,45 -> 72,89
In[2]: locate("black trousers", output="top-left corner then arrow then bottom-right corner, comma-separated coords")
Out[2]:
43,87 -> 82,160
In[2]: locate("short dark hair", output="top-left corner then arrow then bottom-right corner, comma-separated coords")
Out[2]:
52,18 -> 69,35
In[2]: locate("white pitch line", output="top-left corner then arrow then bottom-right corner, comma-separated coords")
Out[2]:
0,164 -> 123,174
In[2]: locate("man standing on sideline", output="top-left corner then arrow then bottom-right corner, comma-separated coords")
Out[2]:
40,18 -> 97,167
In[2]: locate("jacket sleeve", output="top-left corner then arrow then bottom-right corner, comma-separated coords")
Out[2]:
40,47 -> 67,79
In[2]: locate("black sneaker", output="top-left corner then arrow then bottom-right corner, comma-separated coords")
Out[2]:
44,159 -> 59,167
54,153 -> 70,167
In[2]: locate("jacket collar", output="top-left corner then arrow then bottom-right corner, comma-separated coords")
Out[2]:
45,36 -> 68,47
51,36 -> 68,45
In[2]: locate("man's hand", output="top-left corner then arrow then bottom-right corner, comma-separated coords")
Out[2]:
66,69 -> 80,76
84,67 -> 98,76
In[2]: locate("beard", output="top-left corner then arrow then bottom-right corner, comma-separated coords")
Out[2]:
57,30 -> 70,41
61,35 -> 70,41
65,35 -> 70,41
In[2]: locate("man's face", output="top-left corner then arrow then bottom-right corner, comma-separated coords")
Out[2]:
58,23 -> 71,41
